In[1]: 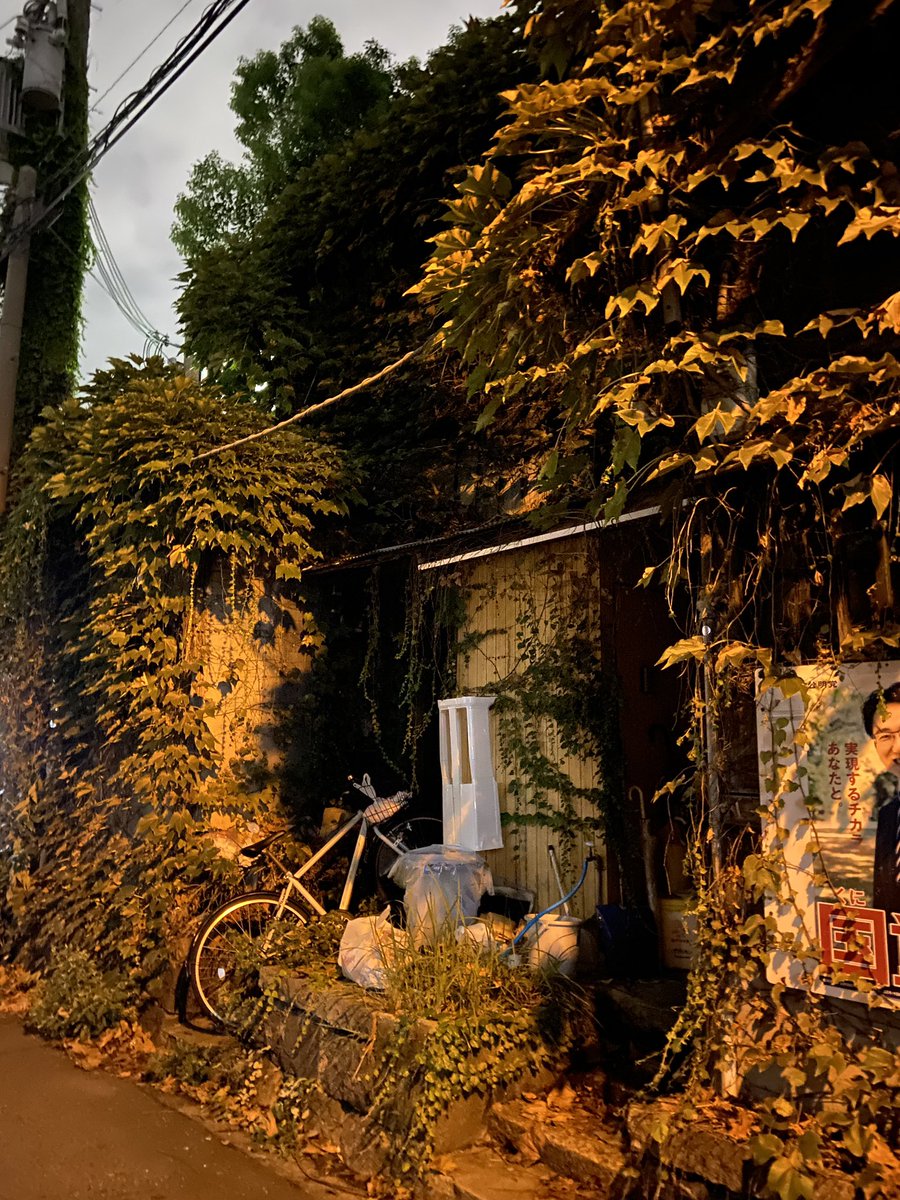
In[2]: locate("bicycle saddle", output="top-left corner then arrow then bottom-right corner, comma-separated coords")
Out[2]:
239,831 -> 285,860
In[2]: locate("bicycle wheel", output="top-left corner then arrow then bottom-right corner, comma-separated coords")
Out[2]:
188,891 -> 308,1028
373,815 -> 444,900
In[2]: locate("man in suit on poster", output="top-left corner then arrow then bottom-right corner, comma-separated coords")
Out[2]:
862,685 -> 900,964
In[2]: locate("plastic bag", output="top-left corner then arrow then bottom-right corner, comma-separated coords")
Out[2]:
338,907 -> 405,990
388,845 -> 492,947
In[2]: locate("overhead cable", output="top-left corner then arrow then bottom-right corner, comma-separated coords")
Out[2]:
48,215 -> 178,362
88,197 -> 175,357
1,0 -> 256,261
90,0 -> 198,115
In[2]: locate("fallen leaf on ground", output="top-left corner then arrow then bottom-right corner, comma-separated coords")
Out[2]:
546,1082 -> 577,1109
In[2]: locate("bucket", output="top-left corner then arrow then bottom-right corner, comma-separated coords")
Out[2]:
525,914 -> 581,977
658,897 -> 698,970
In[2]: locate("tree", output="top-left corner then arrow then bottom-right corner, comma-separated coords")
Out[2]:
172,16 -> 394,263
177,16 -> 534,547
413,0 -> 900,640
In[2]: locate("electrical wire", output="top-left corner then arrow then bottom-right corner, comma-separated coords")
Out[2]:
1,0 -> 257,260
90,0 -> 198,114
48,215 -> 178,363
88,197 -> 175,357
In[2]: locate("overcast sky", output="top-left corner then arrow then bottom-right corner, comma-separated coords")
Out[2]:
3,0 -> 506,379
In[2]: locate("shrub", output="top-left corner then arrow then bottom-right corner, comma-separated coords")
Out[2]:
26,947 -> 137,1040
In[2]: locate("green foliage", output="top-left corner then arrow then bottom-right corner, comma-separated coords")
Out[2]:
372,965 -> 581,1181
413,0 -> 899,550
0,359 -> 352,988
177,16 -> 535,548
446,555 -> 632,892
380,921 -> 542,1022
7,8 -> 91,443
172,16 -> 394,262
26,947 -> 137,1041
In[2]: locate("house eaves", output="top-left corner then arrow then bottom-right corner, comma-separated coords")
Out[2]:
302,504 -> 667,578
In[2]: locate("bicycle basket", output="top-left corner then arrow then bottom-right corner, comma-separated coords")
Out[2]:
363,791 -> 410,825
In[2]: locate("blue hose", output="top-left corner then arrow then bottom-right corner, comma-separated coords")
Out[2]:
504,858 -> 590,954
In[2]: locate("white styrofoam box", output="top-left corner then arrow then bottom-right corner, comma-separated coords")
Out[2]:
438,696 -> 503,851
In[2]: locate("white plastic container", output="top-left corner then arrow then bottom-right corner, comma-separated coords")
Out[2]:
438,696 -> 503,852
658,898 -> 698,970
388,845 -> 492,948
525,914 -> 581,977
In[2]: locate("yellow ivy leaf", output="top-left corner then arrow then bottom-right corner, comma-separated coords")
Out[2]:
693,445 -> 720,472
630,214 -> 687,257
657,636 -> 708,669
736,441 -> 768,469
779,212 -> 810,242
838,205 -> 900,244
605,282 -> 660,319
875,292 -> 900,334
694,407 -> 724,443
870,474 -> 893,519
661,259 -> 711,295
716,642 -> 758,670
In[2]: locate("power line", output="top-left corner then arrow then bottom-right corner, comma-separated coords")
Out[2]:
90,0 -> 198,114
1,0 -> 257,261
87,197 -> 175,356
194,347 -> 428,461
48,214 -> 178,362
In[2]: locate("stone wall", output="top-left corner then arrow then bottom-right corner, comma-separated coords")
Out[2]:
261,972 -> 552,1179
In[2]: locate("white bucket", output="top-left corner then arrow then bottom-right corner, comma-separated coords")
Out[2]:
658,897 -> 698,970
525,914 -> 581,977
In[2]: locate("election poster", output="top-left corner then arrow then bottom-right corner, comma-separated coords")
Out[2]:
756,661 -> 900,1005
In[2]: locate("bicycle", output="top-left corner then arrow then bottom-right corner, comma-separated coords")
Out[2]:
187,776 -> 442,1026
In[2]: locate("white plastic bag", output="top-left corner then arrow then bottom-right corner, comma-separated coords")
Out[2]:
388,845 -> 492,948
338,906 -> 404,990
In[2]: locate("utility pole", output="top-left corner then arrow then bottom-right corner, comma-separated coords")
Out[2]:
0,164 -> 37,515
0,0 -> 91,512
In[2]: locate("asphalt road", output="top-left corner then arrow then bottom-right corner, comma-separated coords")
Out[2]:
0,1016 -> 334,1200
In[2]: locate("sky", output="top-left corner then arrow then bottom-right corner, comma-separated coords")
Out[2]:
3,0 -> 506,379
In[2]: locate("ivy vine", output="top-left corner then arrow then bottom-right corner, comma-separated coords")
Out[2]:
0,359 -> 352,992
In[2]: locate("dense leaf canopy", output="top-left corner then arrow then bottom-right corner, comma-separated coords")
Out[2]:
172,16 -> 395,263
177,16 -> 536,545
413,0 -> 900,649
0,360 -> 350,976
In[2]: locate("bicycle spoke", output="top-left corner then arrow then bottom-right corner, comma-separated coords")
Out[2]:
189,894 -> 308,1028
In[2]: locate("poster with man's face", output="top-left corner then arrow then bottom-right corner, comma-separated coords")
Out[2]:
756,661 -> 900,1005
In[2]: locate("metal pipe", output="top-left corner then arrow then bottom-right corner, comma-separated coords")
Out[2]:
547,845 -> 570,917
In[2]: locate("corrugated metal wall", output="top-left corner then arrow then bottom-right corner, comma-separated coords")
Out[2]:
448,537 -> 605,919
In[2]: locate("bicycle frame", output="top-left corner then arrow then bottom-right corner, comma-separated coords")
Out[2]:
266,808 -> 402,918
